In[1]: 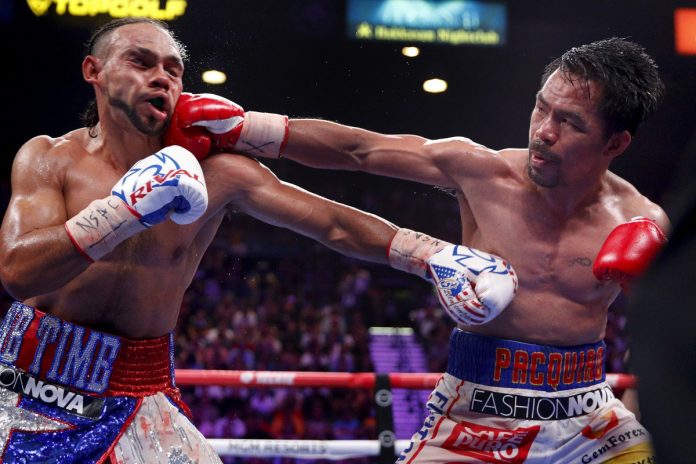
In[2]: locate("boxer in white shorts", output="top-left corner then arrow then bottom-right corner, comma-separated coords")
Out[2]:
177,36 -> 670,463
398,329 -> 651,463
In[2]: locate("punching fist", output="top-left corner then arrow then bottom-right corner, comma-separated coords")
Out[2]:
163,93 -> 214,160
593,217 -> 667,289
164,92 -> 288,159
427,245 -> 518,326
388,228 -> 517,326
65,146 -> 207,261
111,145 -> 208,227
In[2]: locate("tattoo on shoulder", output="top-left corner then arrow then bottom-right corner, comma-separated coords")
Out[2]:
569,257 -> 592,267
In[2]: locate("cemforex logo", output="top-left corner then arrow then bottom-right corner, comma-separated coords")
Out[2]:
26,0 -> 187,20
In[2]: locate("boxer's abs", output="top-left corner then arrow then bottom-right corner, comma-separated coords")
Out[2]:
25,246 -> 199,338
464,289 -> 610,346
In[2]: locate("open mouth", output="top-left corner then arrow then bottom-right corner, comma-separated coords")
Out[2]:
147,97 -> 166,112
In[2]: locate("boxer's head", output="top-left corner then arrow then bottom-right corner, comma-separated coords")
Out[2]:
81,18 -> 188,137
540,38 -> 664,137
526,38 -> 664,189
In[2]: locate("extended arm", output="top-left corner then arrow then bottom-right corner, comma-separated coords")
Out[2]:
204,153 -> 396,263
205,153 -> 517,325
164,93 -> 499,189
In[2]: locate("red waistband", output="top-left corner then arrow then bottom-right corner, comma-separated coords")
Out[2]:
0,302 -> 178,398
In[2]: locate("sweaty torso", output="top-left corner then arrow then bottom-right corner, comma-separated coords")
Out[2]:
24,129 -> 227,338
452,148 -> 658,346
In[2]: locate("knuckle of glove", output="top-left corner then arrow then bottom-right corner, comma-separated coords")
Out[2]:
428,245 -> 517,325
112,146 -> 206,226
593,217 -> 667,282
163,123 -> 212,161
169,176 -> 208,225
474,273 -> 516,321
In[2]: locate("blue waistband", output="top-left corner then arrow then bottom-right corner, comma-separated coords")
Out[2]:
447,329 -> 606,392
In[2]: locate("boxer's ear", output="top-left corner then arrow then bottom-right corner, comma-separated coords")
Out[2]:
603,129 -> 631,159
82,55 -> 101,84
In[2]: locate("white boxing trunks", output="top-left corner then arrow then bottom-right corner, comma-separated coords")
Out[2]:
398,329 -> 654,464
0,302 -> 221,463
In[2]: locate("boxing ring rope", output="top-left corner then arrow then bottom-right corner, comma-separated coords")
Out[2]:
175,369 -> 636,390
175,370 -> 637,459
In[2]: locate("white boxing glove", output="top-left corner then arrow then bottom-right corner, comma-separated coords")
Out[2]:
427,245 -> 518,325
65,145 -> 207,261
388,228 -> 517,326
111,145 -> 207,226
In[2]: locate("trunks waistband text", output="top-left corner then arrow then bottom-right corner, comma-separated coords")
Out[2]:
0,363 -> 104,419
0,303 -> 121,394
470,385 -> 615,420
448,330 -> 606,391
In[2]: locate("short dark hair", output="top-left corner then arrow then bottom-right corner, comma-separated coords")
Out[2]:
81,18 -> 188,133
541,37 -> 664,136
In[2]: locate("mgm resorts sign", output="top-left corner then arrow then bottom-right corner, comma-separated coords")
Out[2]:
26,0 -> 187,20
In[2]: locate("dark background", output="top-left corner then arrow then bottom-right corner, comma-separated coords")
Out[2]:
1,0 -> 695,213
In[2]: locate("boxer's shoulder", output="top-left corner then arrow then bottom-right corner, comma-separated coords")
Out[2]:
425,137 -> 516,181
17,130 -> 90,166
13,135 -> 68,180
601,171 -> 668,228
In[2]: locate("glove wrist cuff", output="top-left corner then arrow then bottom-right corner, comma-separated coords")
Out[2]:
388,228 -> 451,279
237,111 -> 289,159
65,195 -> 146,262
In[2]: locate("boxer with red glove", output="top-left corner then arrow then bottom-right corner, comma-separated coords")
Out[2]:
164,93 -> 288,160
163,93 -> 214,160
593,216 -> 667,290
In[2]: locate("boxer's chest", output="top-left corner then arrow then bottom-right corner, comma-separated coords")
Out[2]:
460,194 -> 613,303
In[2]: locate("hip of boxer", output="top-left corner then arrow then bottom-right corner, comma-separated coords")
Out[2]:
0,302 -> 220,463
0,301 -> 182,404
399,330 -> 653,463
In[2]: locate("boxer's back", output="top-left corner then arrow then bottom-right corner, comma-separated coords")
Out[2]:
15,129 -> 224,338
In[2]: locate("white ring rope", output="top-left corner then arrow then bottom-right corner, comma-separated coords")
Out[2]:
209,438 -> 411,459
181,370 -> 639,459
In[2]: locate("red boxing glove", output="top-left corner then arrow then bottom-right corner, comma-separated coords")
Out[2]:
166,92 -> 288,158
593,217 -> 667,288
163,93 -> 214,160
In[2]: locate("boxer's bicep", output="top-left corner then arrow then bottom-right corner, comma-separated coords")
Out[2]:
285,120 -> 459,188
2,139 -> 68,241
0,140 -> 82,299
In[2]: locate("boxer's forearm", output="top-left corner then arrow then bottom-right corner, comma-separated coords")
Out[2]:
284,119 -> 430,176
310,210 -> 396,265
238,187 -> 396,265
0,225 -> 92,300
282,119 -> 370,169
219,156 -> 397,265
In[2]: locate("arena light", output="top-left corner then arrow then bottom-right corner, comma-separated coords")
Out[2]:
675,8 -> 696,55
202,70 -> 227,85
401,46 -> 420,57
422,78 -> 448,94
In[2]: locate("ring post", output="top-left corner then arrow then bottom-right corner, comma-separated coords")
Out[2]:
375,373 -> 396,463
